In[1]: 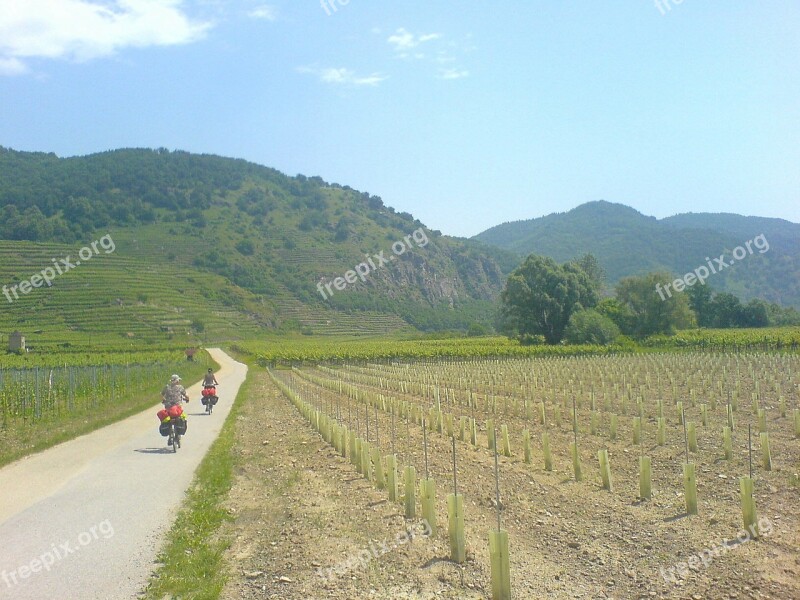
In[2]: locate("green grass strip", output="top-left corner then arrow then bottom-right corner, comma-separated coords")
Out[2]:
142,363 -> 250,600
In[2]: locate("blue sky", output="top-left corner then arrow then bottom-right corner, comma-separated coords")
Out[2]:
1,1 -> 798,237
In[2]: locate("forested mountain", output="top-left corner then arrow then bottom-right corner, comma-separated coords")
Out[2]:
475,201 -> 800,308
0,146 -> 516,338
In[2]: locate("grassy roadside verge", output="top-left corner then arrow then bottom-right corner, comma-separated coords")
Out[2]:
0,355 -> 216,467
141,358 -> 250,600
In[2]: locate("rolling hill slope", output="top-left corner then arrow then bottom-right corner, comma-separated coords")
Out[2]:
0,147 -> 513,344
475,201 -> 800,307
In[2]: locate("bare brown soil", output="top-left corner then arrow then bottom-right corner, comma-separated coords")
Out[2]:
220,366 -> 799,600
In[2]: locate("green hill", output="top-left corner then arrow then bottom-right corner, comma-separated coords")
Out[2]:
0,147 -> 514,345
474,201 -> 800,308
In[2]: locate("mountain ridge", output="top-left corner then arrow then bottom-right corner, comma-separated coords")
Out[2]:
474,200 -> 800,307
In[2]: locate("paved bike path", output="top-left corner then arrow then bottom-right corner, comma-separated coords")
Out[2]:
0,349 -> 246,599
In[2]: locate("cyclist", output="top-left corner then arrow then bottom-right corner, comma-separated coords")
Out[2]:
161,374 -> 189,446
203,369 -> 219,387
162,374 -> 189,407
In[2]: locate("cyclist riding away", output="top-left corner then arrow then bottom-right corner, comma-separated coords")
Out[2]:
162,374 -> 189,408
160,374 -> 189,447
203,369 -> 219,387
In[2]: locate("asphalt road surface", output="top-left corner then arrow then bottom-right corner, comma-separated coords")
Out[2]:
0,348 -> 247,599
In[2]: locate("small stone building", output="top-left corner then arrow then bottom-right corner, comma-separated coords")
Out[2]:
9,331 -> 25,352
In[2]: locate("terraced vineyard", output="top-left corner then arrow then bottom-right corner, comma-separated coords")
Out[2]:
260,352 -> 799,599
0,235 -> 270,345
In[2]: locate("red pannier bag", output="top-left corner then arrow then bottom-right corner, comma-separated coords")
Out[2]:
201,388 -> 211,397
167,405 -> 184,418
157,409 -> 169,422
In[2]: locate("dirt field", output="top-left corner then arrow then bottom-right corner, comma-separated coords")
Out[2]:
220,364 -> 799,600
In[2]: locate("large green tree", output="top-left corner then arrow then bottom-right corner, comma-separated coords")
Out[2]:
501,254 -> 599,344
615,272 -> 694,337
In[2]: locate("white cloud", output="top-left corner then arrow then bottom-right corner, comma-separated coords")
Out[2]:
387,27 -> 441,55
248,4 -> 276,21
439,68 -> 469,80
0,0 -> 210,73
298,66 -> 387,87
0,56 -> 28,76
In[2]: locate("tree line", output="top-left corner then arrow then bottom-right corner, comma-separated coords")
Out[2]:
500,253 -> 800,345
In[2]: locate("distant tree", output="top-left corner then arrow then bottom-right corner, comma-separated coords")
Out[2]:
467,322 -> 489,337
741,299 -> 770,328
564,309 -> 620,345
686,282 -> 714,327
595,297 -> 637,335
573,254 -> 605,293
708,292 -> 744,328
501,254 -> 599,344
235,239 -> 255,255
615,272 -> 694,337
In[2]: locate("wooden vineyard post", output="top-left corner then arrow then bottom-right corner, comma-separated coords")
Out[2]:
740,476 -> 759,538
598,449 -> 612,491
387,454 -> 398,502
489,423 -> 511,600
404,465 -> 416,518
448,436 -> 466,563
522,429 -> 532,464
